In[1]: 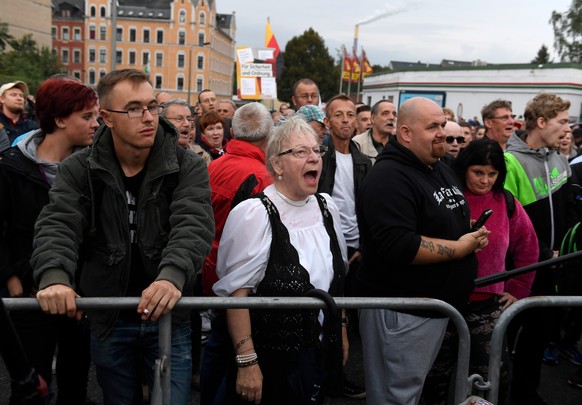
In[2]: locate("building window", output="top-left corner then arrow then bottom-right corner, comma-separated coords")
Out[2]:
88,48 -> 96,63
129,51 -> 136,65
61,49 -> 69,64
90,6 -> 96,17
156,52 -> 163,67
177,54 -> 185,68
116,28 -> 122,41
89,25 -> 96,40
62,27 -> 69,41
73,49 -> 81,64
100,26 -> 106,41
177,77 -> 184,91
116,50 -> 122,64
73,71 -> 81,80
155,75 -> 162,89
129,28 -> 136,42
179,10 -> 186,23
142,51 -> 149,66
74,28 -> 81,41
197,55 -> 203,69
100,6 -> 106,18
199,12 -> 206,25
100,70 -> 106,79
89,70 -> 96,85
178,31 -> 185,45
156,30 -> 163,43
196,77 -> 203,92
198,32 -> 205,46
51,27 -> 57,40
99,49 -> 106,64
143,29 -> 150,43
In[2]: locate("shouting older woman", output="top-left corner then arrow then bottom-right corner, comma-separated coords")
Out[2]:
213,115 -> 348,404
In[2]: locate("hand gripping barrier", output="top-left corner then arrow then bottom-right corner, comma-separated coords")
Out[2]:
4,296 -> 472,404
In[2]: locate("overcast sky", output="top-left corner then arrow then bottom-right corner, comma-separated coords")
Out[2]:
217,0 -> 573,66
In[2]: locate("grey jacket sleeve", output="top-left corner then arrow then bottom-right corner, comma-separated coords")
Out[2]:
31,153 -> 90,289
0,128 -> 10,152
157,151 -> 214,290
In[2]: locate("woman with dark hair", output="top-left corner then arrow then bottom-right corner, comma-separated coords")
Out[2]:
198,111 -> 227,160
0,77 -> 99,404
454,138 -> 539,400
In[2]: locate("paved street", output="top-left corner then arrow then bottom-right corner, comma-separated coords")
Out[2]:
2,325 -> 582,404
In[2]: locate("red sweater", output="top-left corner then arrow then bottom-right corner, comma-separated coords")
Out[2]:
465,190 -> 538,299
202,139 -> 273,296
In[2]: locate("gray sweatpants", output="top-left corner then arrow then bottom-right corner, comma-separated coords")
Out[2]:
359,309 -> 448,405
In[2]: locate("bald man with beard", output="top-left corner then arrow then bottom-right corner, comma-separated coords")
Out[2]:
356,97 -> 488,405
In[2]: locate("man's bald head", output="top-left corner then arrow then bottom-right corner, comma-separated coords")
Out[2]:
397,97 -> 447,165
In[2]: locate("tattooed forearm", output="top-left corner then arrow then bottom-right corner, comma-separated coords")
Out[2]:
436,244 -> 455,258
420,238 -> 435,252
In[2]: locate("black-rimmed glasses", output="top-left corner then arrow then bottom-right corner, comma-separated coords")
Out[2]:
277,144 -> 328,159
106,105 -> 163,118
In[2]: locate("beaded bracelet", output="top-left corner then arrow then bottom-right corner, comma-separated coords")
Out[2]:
238,358 -> 259,368
235,335 -> 252,352
235,353 -> 257,362
341,318 -> 349,328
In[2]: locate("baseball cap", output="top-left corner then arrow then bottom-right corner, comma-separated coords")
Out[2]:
0,81 -> 29,97
296,105 -> 325,125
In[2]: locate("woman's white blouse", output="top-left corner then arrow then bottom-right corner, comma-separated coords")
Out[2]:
213,184 -> 348,297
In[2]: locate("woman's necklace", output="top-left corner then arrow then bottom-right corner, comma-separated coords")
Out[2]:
274,188 -> 310,207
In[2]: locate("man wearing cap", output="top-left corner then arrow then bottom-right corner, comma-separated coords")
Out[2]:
296,104 -> 327,143
352,100 -> 396,164
0,81 -> 37,144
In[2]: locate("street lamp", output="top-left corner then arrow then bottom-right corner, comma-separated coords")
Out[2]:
187,41 -> 211,105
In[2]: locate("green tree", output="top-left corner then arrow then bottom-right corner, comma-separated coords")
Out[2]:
0,22 -> 13,52
0,34 -> 62,93
531,44 -> 552,64
551,0 -> 582,62
278,28 -> 340,103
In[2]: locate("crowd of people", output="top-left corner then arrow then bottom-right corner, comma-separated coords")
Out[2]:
0,70 -> 581,405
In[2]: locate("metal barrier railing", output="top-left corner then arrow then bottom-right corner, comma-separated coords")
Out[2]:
3,296 -> 472,405
485,296 -> 582,404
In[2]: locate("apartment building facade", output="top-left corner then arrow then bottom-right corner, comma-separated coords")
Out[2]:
52,0 -> 235,103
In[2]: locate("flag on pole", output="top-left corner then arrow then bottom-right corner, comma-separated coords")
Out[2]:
351,49 -> 361,83
342,46 -> 352,82
265,17 -> 280,58
362,48 -> 374,78
265,18 -> 284,77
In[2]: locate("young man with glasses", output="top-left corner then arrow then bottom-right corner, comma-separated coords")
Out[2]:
32,69 -> 214,404
481,99 -> 516,150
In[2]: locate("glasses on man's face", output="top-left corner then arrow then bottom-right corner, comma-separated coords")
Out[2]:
445,136 -> 465,144
491,114 -> 516,122
277,144 -> 328,159
106,105 -> 163,118
166,115 -> 193,123
298,93 -> 319,101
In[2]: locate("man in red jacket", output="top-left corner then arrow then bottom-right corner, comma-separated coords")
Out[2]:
200,102 -> 274,404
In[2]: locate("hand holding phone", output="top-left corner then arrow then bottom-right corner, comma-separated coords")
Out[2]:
471,209 -> 493,232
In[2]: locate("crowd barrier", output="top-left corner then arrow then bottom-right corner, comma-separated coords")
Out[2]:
485,295 -> 582,404
4,296 -> 474,405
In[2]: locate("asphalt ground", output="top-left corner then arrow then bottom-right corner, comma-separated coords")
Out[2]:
2,321 -> 582,404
